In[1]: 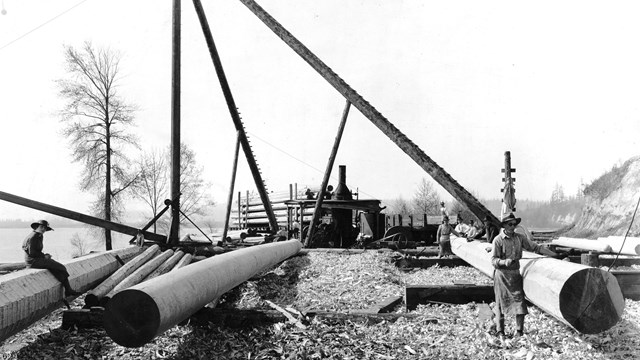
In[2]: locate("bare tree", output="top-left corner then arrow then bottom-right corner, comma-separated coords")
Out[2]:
389,196 -> 411,215
412,178 -> 440,215
133,149 -> 168,233
133,143 -> 213,235
57,41 -> 138,250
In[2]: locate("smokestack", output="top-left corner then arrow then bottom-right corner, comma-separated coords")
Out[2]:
334,165 -> 352,200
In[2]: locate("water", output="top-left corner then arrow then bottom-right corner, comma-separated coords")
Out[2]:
0,228 -> 131,263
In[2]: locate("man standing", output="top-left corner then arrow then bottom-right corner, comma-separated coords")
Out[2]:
22,220 -> 80,297
491,213 -> 557,337
439,201 -> 448,217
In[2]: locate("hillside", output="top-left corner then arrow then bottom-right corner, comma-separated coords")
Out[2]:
567,156 -> 640,238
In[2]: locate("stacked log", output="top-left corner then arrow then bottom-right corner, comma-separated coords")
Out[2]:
451,237 -> 625,334
104,250 -> 175,301
104,240 -> 302,347
85,245 -> 160,307
145,250 -> 185,281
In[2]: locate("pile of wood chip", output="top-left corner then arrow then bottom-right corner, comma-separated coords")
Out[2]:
2,250 -> 639,359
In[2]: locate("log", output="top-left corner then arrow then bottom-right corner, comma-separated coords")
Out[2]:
0,263 -> 26,272
451,237 -> 625,334
0,246 -> 141,343
85,245 -> 160,307
598,237 -> 640,256
551,237 -> 613,253
105,249 -> 175,299
171,253 -> 192,271
61,308 -> 104,330
187,308 -> 434,327
405,284 -> 494,310
103,240 -> 302,347
145,250 -> 185,281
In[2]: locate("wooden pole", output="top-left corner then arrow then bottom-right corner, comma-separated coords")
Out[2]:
104,240 -> 302,347
192,0 -> 278,232
168,0 -> 182,245
238,0 -> 498,225
0,191 -> 165,242
451,237 -> 625,334
223,132 -> 241,241
305,100 -> 351,247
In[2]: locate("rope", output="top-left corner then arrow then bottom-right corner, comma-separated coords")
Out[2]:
178,209 -> 213,244
608,194 -> 640,271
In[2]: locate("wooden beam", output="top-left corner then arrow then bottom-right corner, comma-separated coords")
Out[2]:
363,295 -> 403,314
451,237 -> 625,334
406,284 -> 494,311
611,270 -> 640,300
0,191 -> 166,242
237,0 -> 498,225
396,257 -> 469,269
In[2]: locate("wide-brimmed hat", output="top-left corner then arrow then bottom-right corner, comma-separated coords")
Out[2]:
500,213 -> 521,227
31,220 -> 54,231
442,216 -> 449,222
440,201 -> 445,205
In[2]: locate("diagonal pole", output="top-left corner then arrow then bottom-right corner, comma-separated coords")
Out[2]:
238,0 -> 499,225
192,0 -> 278,232
223,131 -> 241,241
305,100 -> 351,247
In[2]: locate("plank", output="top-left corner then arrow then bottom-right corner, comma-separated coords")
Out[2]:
405,284 -> 494,310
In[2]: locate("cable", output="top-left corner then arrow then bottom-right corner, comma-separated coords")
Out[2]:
0,0 -> 91,52
608,194 -> 640,271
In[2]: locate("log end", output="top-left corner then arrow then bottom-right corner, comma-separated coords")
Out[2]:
104,289 -> 161,347
560,268 -> 625,334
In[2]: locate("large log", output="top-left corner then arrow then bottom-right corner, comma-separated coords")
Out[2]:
103,239 -> 302,347
551,237 -> 613,253
0,246 -> 141,343
598,237 -> 640,256
85,245 -> 160,307
451,237 -> 625,334
171,253 -> 192,271
145,250 -> 185,281
105,249 -> 175,299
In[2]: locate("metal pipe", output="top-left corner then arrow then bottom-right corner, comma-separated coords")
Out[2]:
451,237 -> 625,334
104,240 -> 302,347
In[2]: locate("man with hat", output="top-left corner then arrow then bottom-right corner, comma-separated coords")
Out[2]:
439,201 -> 449,217
490,213 -> 558,337
22,220 -> 80,297
483,215 -> 500,243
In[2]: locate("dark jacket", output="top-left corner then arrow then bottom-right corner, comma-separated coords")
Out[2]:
22,231 -> 45,264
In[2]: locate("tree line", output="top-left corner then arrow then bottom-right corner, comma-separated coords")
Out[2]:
385,178 -> 585,229
57,42 -> 212,250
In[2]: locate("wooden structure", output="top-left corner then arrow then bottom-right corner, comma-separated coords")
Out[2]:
0,246 -> 141,343
451,237 -> 625,334
405,284 -> 494,310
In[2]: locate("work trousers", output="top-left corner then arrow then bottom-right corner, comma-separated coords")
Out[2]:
28,257 -> 70,283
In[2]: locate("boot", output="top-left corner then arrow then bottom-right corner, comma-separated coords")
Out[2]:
515,314 -> 525,337
62,278 -> 82,297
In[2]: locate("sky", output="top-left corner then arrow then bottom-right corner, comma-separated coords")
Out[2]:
0,0 -> 639,223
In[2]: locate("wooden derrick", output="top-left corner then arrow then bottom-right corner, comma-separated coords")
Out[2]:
85,245 -> 160,307
451,237 -> 625,334
145,250 -> 185,281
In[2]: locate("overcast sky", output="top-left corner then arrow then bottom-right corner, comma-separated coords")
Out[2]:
1,0 -> 639,222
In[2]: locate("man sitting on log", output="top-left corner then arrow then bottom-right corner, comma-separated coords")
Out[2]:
491,213 -> 558,338
22,220 -> 81,298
